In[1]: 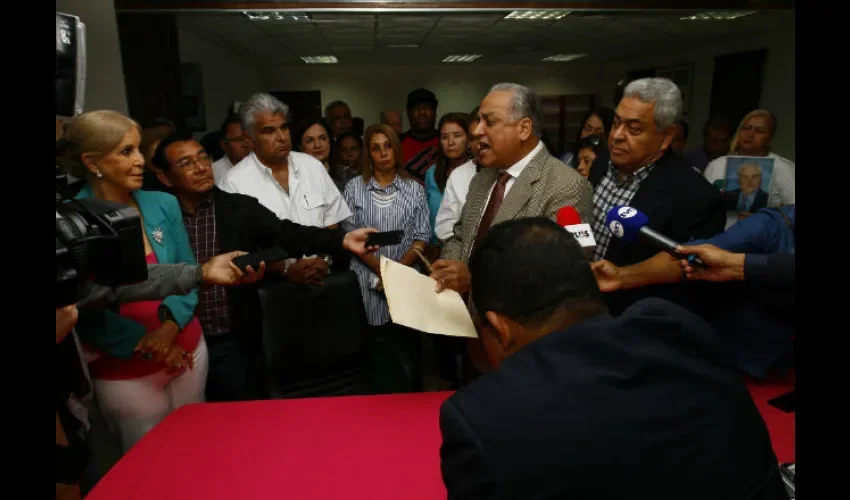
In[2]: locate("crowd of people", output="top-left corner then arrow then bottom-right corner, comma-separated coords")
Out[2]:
56,77 -> 795,499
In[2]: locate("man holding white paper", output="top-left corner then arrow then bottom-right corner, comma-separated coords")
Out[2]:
431,83 -> 593,294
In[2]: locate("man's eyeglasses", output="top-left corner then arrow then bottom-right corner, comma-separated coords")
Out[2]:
175,154 -> 212,171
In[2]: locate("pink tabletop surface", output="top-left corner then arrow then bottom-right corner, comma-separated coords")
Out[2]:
87,392 -> 453,500
746,377 -> 796,463
87,381 -> 794,499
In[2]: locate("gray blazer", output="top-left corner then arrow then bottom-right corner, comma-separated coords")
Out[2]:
442,147 -> 594,263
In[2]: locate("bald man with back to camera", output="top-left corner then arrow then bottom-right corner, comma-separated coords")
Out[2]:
439,217 -> 787,500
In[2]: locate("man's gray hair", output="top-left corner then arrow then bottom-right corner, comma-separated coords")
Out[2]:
489,83 -> 542,138
623,78 -> 683,131
324,100 -> 350,117
239,93 -> 289,139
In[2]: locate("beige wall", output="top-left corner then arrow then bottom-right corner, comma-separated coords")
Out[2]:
178,30 -> 270,132
595,30 -> 795,160
56,0 -> 128,115
262,63 -> 605,129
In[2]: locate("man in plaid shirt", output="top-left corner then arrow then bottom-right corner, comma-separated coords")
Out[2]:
585,78 -> 725,316
152,132 -> 378,401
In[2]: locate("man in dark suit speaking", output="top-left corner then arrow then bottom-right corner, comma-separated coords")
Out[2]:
439,217 -> 786,500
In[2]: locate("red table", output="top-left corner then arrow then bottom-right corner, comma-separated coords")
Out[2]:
746,377 -> 796,463
87,383 -> 794,499
87,392 -> 452,500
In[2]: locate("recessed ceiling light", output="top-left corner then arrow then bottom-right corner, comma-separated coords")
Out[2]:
442,54 -> 483,63
244,11 -> 311,22
300,56 -> 338,64
681,11 -> 756,21
505,10 -> 571,21
542,54 -> 587,62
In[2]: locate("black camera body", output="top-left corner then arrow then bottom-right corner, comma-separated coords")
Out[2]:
56,173 -> 149,308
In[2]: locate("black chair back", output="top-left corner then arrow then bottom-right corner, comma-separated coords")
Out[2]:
260,270 -> 369,398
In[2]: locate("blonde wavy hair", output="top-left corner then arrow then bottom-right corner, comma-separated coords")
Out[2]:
57,110 -> 141,179
729,109 -> 775,154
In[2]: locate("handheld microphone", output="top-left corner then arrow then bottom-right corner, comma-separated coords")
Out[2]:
604,206 -> 705,266
556,206 -> 596,256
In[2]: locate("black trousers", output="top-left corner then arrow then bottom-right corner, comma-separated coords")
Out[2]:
366,323 -> 424,394
204,333 -> 257,402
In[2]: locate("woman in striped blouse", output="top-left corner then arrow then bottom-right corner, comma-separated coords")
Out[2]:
342,124 -> 431,392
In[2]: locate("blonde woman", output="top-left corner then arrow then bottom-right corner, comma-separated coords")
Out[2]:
703,109 -> 795,228
342,124 -> 430,392
58,110 -> 207,453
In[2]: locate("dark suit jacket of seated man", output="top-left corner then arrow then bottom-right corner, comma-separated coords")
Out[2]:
439,217 -> 786,500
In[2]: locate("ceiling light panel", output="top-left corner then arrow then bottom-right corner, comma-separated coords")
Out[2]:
681,11 -> 757,21
442,54 -> 482,63
505,10 -> 571,21
541,53 -> 588,62
244,11 -> 311,22
300,56 -> 338,64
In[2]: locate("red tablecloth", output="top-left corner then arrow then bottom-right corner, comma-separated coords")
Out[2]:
746,377 -> 796,463
87,393 -> 452,500
87,382 -> 795,499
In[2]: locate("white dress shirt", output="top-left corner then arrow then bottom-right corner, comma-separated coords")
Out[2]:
219,151 -> 352,227
482,141 -> 545,214
212,156 -> 233,186
703,152 -> 795,229
434,160 -> 477,241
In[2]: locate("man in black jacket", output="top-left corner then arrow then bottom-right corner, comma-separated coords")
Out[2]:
152,132 -> 375,401
440,217 -> 786,500
587,77 -> 725,316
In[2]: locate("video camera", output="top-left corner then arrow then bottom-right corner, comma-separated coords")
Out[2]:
56,13 -> 148,308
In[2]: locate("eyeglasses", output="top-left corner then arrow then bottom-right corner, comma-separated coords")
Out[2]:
175,154 -> 212,171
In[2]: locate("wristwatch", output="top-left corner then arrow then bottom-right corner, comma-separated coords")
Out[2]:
283,259 -> 294,276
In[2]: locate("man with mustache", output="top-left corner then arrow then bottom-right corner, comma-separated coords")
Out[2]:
586,77 -> 725,317
153,131 -> 376,401
431,83 -> 594,296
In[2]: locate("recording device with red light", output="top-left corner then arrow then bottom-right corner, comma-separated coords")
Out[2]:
556,207 -> 596,257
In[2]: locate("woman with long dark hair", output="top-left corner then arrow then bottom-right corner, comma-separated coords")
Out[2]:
297,118 -> 333,171
560,108 -> 615,169
424,112 -> 471,246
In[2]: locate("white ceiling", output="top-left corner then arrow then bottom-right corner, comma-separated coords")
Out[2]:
175,10 -> 796,66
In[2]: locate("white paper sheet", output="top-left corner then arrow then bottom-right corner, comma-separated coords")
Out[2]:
380,256 -> 478,338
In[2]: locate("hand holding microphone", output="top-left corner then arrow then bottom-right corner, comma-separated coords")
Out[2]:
676,244 -> 745,282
